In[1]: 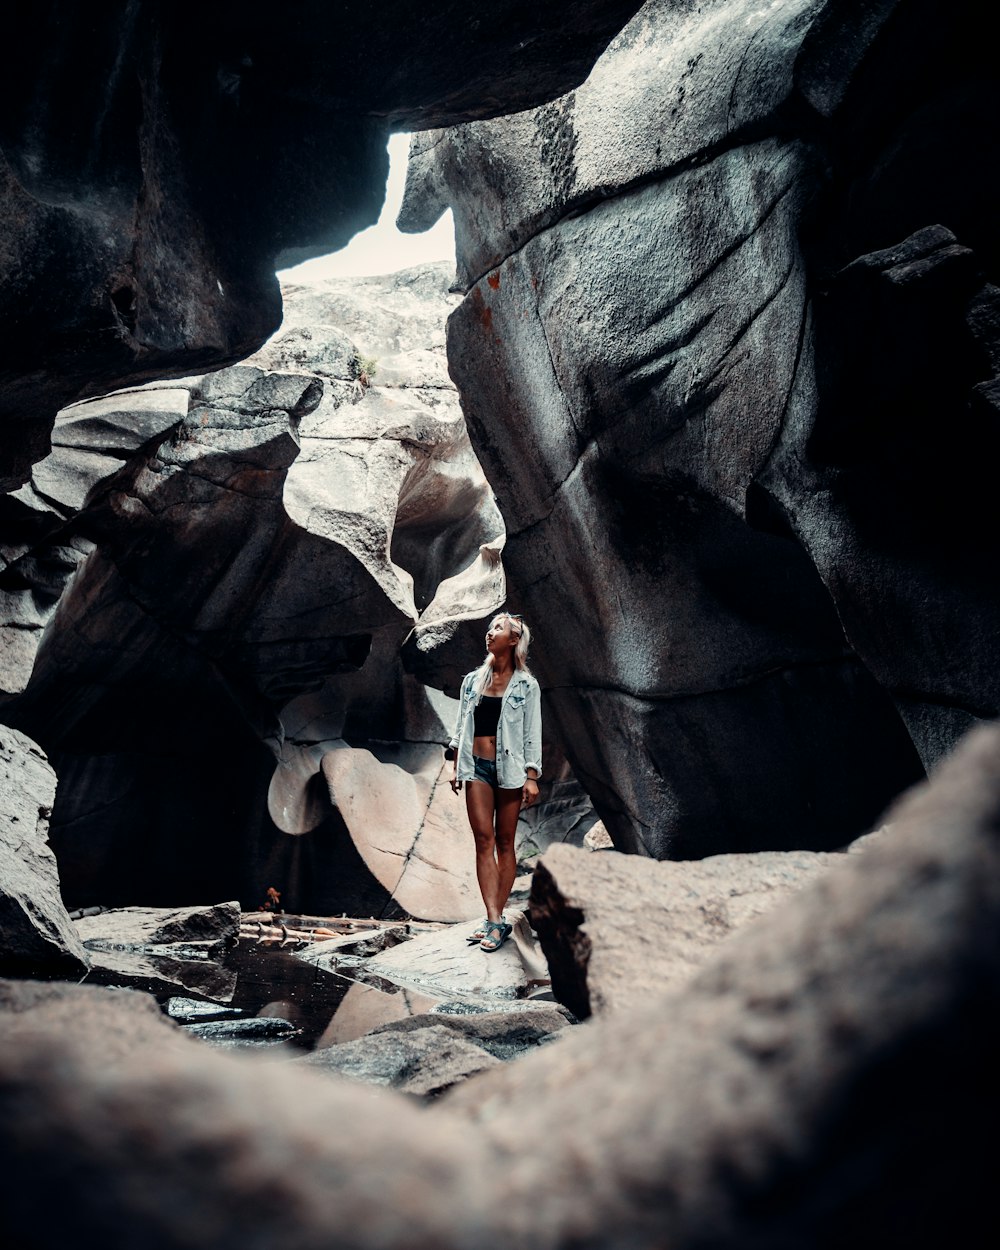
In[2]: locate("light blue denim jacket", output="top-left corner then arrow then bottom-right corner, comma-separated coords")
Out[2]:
449,668 -> 543,788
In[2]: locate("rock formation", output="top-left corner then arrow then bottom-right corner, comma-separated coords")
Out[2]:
400,0 -> 1000,858
529,834 -> 880,1019
0,725 -> 87,972
3,720 -> 1000,1247
1,263 -> 512,916
0,0 -> 643,490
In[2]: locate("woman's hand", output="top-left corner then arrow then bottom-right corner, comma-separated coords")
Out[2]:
521,778 -> 539,809
450,771 -> 462,794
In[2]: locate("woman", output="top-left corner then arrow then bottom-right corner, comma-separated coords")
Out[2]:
447,612 -> 542,952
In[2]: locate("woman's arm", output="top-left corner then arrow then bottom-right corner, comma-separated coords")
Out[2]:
523,679 -> 542,780
448,676 -> 467,793
521,679 -> 542,808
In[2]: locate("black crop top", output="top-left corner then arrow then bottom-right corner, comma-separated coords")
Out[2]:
473,695 -> 502,736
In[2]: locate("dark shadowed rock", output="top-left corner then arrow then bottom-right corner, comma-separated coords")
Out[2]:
2,722 -> 1000,1247
401,0 -> 1000,856
529,837 -> 880,1019
0,0 -> 642,489
0,725 -> 88,973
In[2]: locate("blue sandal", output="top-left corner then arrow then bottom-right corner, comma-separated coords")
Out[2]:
480,920 -> 512,952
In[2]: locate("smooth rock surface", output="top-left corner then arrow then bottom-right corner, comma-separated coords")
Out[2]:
314,980 -> 440,1048
2,723 -> 1000,1247
2,266 -> 508,917
0,725 -> 88,972
529,838 -> 878,1019
366,909 -> 541,1002
404,0 -> 1000,859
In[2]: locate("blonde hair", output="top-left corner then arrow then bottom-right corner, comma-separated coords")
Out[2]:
472,613 -> 531,699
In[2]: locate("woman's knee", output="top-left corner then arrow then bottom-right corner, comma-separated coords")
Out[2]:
494,830 -> 516,857
471,826 -> 497,852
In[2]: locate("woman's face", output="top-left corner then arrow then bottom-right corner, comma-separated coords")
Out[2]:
485,616 -> 518,656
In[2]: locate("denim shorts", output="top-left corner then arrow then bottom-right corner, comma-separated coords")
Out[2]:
471,755 -> 499,790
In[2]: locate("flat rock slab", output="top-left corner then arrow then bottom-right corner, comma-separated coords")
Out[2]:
0,726 -> 88,973
299,1023 -> 500,1097
530,837 -> 881,1018
365,910 -> 539,1002
74,901 -> 241,949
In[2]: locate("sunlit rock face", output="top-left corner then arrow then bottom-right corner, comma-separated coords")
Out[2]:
0,0 -> 643,491
1,265 -> 507,915
402,0 -> 1000,857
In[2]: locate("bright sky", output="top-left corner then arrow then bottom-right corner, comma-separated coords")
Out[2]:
278,134 -> 455,282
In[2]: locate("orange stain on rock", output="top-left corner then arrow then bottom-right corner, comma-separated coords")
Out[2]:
487,272 -> 501,290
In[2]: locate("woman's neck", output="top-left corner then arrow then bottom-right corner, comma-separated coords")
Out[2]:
492,657 -> 514,679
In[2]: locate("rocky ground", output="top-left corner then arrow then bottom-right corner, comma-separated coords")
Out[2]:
2,720 -> 999,1246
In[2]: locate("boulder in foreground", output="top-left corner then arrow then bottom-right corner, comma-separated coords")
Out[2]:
3,723 -> 1000,1247
530,836 -> 881,1018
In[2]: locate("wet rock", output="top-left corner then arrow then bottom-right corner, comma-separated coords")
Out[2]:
2,723 -> 1000,1247
529,840 -> 878,1019
297,924 -> 412,968
83,948 -> 238,1004
314,980 -> 440,1048
74,901 -> 240,950
183,1016 -> 300,1050
0,725 -> 88,973
371,1005 -> 572,1061
299,1023 -> 500,1097
166,997 -> 243,1024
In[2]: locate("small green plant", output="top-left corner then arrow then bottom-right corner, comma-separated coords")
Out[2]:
348,349 -> 378,391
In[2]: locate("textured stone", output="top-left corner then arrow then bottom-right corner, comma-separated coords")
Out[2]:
2,266 -> 506,916
399,0 -> 1000,856
0,725 -> 88,972
370,1004 -> 572,1061
2,723 -> 1000,1247
299,1023 -> 500,1097
73,901 -> 240,949
529,838 -> 880,1019
0,0 -> 642,489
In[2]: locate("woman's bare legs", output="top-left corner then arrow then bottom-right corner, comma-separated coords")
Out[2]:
466,782 -> 523,921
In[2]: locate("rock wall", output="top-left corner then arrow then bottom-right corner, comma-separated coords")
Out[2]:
401,0 -> 1000,857
1,265 -> 510,916
0,0 -> 642,490
0,725 -> 87,972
